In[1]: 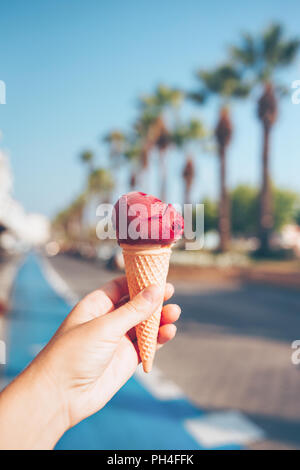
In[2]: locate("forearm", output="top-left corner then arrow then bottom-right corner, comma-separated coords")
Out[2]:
0,362 -> 68,450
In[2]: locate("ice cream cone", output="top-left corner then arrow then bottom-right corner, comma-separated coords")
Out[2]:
120,243 -> 171,373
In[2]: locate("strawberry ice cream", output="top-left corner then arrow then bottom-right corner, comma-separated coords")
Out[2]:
113,192 -> 184,246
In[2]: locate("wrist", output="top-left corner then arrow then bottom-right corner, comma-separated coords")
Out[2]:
27,360 -> 70,447
0,359 -> 69,449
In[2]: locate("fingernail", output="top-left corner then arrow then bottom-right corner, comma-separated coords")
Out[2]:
142,285 -> 163,303
166,282 -> 174,294
174,305 -> 181,315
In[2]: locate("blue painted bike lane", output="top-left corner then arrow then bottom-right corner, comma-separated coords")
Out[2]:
2,255 -> 242,450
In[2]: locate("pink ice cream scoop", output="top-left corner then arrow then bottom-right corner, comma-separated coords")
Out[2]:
113,192 -> 184,246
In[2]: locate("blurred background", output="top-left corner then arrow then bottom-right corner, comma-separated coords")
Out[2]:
1,0 -> 300,450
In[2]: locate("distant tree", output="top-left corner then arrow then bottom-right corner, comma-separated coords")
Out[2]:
87,168 -> 114,203
103,130 -> 126,165
231,23 -> 300,253
202,197 -> 218,233
68,193 -> 87,240
140,84 -> 183,112
52,208 -> 70,239
103,130 -> 127,192
133,109 -> 159,191
232,185 -> 299,235
182,158 -> 195,205
294,210 -> 300,226
172,118 -> 207,204
53,192 -> 87,242
201,184 -> 299,238
231,185 -> 258,236
139,84 -> 183,200
273,188 -> 300,231
80,150 -> 94,175
190,64 -> 250,251
124,138 -> 142,190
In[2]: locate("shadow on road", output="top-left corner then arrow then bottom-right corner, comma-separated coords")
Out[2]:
246,410 -> 300,449
174,282 -> 300,343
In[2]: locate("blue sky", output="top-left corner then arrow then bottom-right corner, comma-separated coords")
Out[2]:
0,0 -> 300,218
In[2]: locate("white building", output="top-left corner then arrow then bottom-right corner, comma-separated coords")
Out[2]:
0,149 -> 50,252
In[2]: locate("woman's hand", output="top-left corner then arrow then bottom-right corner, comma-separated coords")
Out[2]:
0,276 -> 180,449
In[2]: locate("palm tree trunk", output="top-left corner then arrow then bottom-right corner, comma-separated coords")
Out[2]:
183,155 -> 195,205
218,146 -> 230,252
215,106 -> 232,252
78,210 -> 84,242
259,124 -> 273,254
140,147 -> 150,193
160,150 -> 167,202
257,82 -> 277,255
129,171 -> 136,190
184,183 -> 191,206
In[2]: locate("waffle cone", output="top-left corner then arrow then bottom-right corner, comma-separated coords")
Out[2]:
120,243 -> 172,373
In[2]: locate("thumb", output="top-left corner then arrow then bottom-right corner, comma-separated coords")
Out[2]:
102,285 -> 164,337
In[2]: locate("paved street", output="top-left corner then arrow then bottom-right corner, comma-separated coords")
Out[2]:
49,254 -> 300,450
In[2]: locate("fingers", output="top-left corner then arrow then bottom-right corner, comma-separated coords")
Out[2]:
81,276 -> 129,317
160,304 -> 181,325
57,276 -> 129,334
106,279 -> 173,305
157,324 -> 177,345
117,282 -> 174,308
164,283 -> 174,301
85,276 -> 128,315
99,276 -> 129,308
126,302 -> 180,342
59,279 -> 175,336
98,285 -> 164,338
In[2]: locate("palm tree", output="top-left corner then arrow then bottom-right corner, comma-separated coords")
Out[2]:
87,167 -> 114,204
190,64 -> 250,251
182,158 -> 195,206
52,208 -> 70,240
231,23 -> 300,254
103,130 -> 126,165
154,116 -> 171,201
172,118 -> 207,204
80,150 -> 94,175
140,84 -> 183,118
139,84 -> 183,200
53,192 -> 87,244
68,193 -> 87,241
124,138 -> 142,191
133,108 -> 159,191
103,130 -> 127,193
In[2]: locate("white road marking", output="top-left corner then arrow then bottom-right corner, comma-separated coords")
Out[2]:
41,258 -> 79,306
135,366 -> 185,400
184,410 -> 265,447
